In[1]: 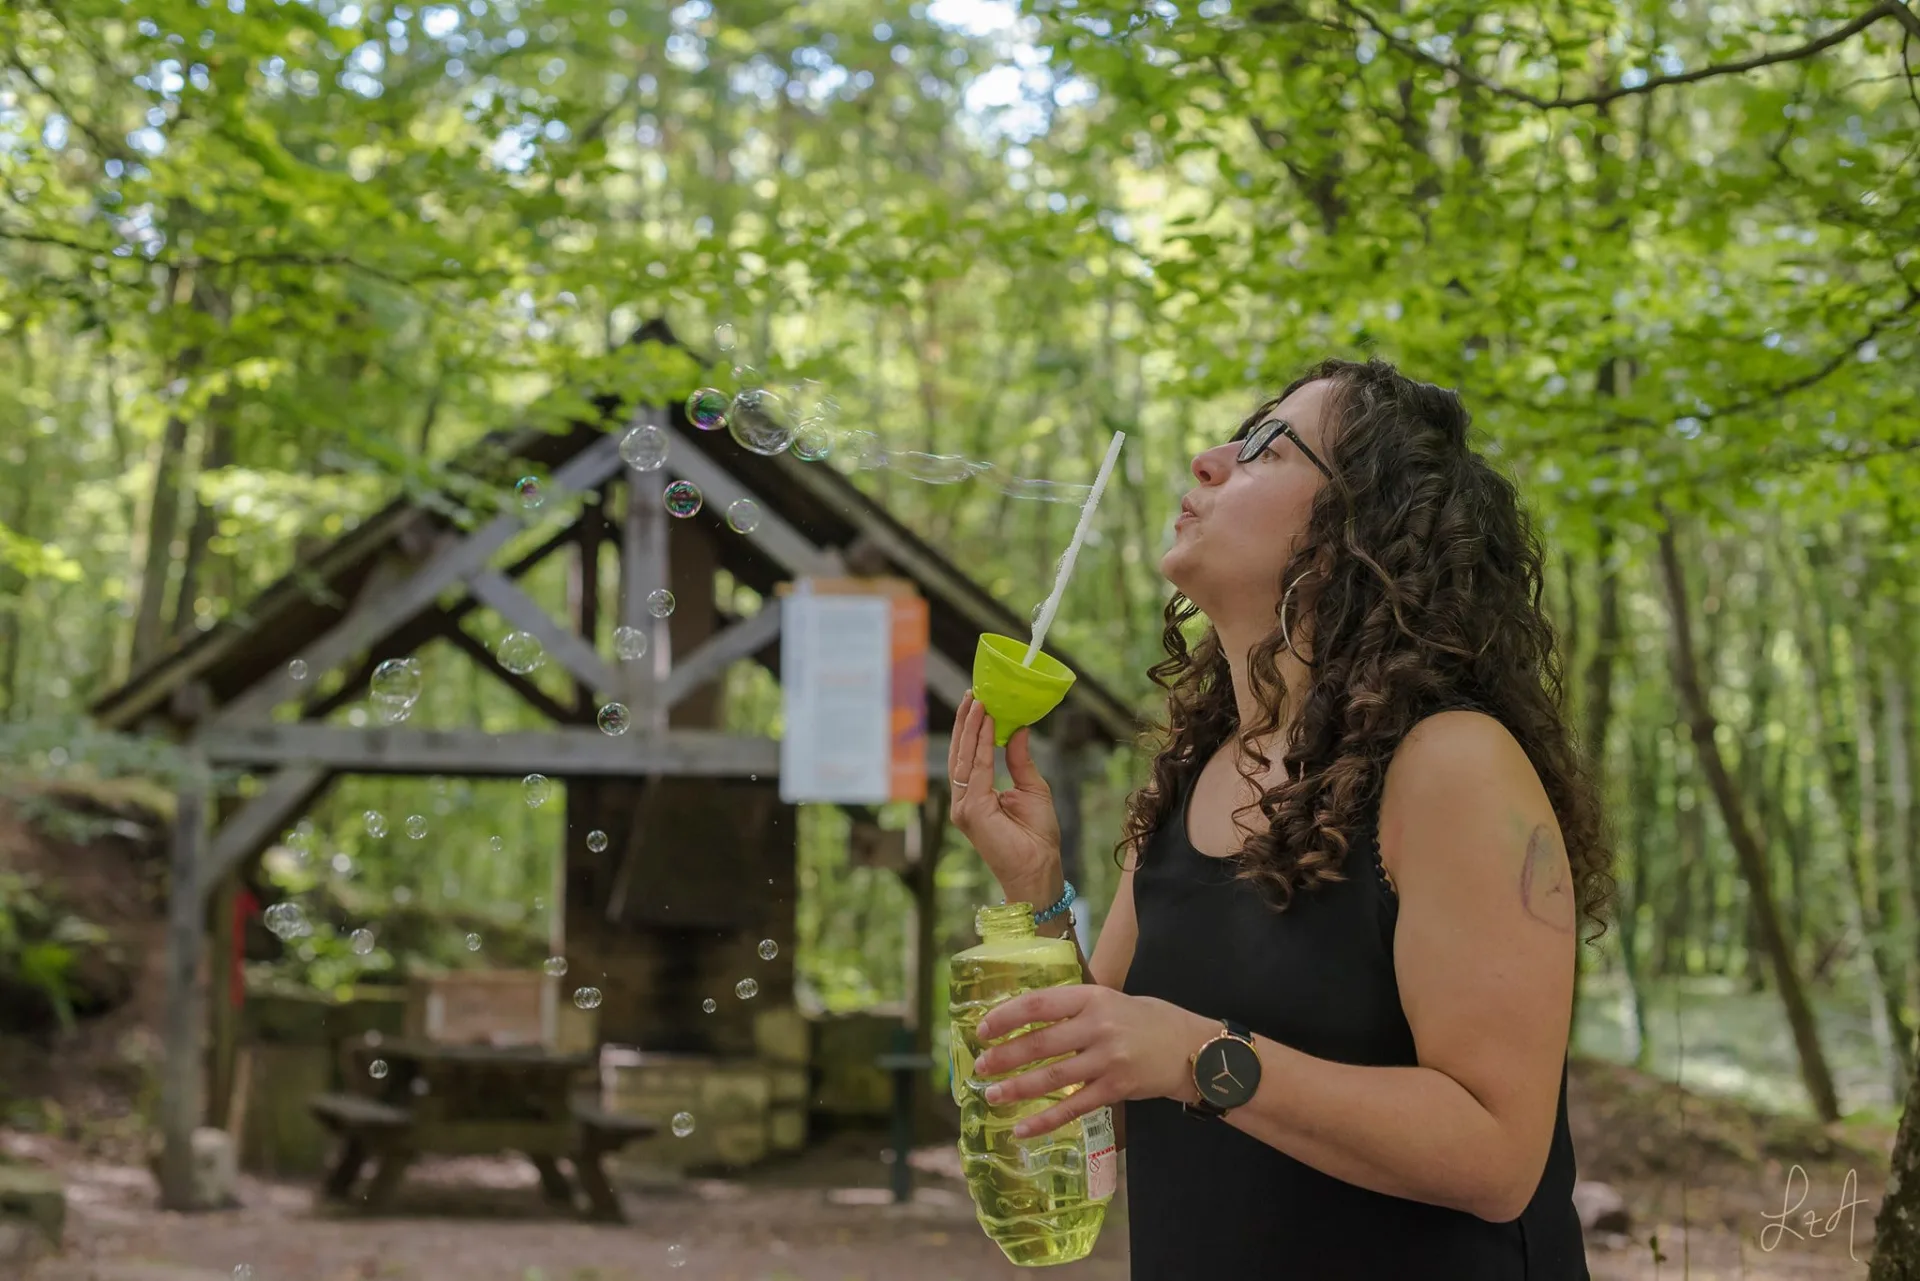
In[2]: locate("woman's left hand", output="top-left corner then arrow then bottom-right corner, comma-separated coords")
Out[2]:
972,985 -> 1214,1139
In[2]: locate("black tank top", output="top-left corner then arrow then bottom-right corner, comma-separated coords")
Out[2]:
1121,757 -> 1590,1279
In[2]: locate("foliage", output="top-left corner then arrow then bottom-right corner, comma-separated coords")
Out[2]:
0,870 -> 109,1032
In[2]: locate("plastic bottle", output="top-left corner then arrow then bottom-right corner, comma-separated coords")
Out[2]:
949,901 -> 1116,1267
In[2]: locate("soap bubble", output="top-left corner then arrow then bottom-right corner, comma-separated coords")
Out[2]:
489,835 -> 505,852
405,815 -> 427,839
613,625 -> 647,661
586,830 -> 609,853
264,903 -> 309,940
735,978 -> 759,1000
364,810 -> 388,838
234,1267 -> 253,1281
894,450 -> 977,484
666,1244 -> 687,1269
685,388 -> 729,431
369,1058 -> 389,1080
835,430 -> 888,472
792,422 -> 834,461
330,852 -> 354,878
544,955 -> 568,977
524,774 -> 552,806
497,631 -> 546,675
597,702 -> 631,735
726,500 -> 761,534
727,388 -> 795,455
288,659 -> 308,680
465,932 -> 482,951
350,928 -> 377,955
647,589 -> 676,618
671,1111 -> 695,1138
663,480 -> 703,518
702,998 -> 717,1013
713,323 -> 736,351
370,657 -> 423,723
758,938 -> 778,961
620,423 -> 668,471
515,476 -> 543,508
410,1077 -> 429,1096
573,986 -> 603,1010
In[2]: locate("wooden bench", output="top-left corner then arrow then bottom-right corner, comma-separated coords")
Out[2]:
569,1101 -> 659,1222
308,1092 -> 416,1207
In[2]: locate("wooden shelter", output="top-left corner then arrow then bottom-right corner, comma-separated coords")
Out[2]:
89,323 -> 1140,1209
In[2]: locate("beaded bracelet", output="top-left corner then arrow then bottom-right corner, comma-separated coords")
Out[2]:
1028,879 -> 1077,926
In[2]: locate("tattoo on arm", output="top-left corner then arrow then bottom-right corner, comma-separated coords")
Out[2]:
1518,825 -> 1575,933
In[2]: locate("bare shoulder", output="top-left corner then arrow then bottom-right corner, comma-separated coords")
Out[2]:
1385,709 -> 1546,803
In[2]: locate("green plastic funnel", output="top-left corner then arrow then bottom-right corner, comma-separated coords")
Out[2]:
972,633 -> 1077,747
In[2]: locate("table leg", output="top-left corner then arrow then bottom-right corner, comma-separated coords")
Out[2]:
321,1137 -> 367,1201
359,1145 -> 415,1212
573,1144 -> 625,1223
530,1154 -> 576,1207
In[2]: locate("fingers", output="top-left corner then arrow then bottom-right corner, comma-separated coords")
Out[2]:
977,985 -> 1089,1043
1005,725 -> 1048,794
948,690 -> 970,781
986,1052 -> 1094,1108
975,1019 -> 1083,1079
971,697 -> 998,795
951,692 -> 980,794
1010,1076 -> 1114,1140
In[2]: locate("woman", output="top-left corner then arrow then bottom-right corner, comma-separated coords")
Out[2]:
949,356 -> 1609,1278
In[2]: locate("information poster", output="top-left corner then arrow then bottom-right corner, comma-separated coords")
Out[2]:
779,579 -> 928,804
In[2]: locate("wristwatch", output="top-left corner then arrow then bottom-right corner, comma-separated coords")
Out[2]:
1183,1018 -> 1261,1119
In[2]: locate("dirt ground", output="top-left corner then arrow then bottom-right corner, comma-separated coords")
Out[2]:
4,1108 -> 1889,1281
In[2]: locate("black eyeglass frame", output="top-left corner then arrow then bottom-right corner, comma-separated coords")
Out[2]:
1232,416 -> 1334,480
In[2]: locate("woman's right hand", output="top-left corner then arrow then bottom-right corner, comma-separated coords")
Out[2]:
948,690 -> 1064,908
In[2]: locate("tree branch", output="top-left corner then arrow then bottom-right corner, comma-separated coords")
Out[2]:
1336,0 -> 1909,111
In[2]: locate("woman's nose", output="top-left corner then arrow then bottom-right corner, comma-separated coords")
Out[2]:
1192,443 -> 1233,484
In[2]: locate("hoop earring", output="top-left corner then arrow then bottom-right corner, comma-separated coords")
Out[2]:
1279,574 -> 1318,667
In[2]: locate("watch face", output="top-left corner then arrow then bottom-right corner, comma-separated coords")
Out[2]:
1194,1037 -> 1260,1109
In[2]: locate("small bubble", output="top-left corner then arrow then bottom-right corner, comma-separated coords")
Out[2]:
713,323 -> 736,351
573,986 -> 603,1010
586,830 -> 609,853
671,1111 -> 696,1138
497,631 -> 546,674
597,703 -> 631,736
735,978 -> 759,1000
264,903 -> 310,940
727,388 -> 795,456
619,423 -> 669,471
234,1267 -> 253,1281
489,835 -> 505,852
350,928 -> 377,956
370,657 -> 423,723
524,774 -> 552,807
364,810 -> 388,838
646,588 -> 676,618
288,659 -> 308,680
685,388 -> 729,431
516,476 -> 544,508
666,1244 -> 688,1269
613,625 -> 648,661
405,814 -> 427,839
465,932 -> 482,952
702,998 -> 717,1014
663,480 -> 703,518
726,499 -> 761,534
544,955 -> 569,977
410,1076 -> 430,1096
758,939 -> 778,961
369,1058 -> 389,1079
792,422 -> 833,461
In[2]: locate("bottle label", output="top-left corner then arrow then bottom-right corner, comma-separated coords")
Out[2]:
1082,1105 -> 1116,1201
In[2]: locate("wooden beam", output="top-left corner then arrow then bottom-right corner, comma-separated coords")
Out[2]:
660,422 -> 843,578
191,722 -> 1013,780
430,610 -> 577,724
158,763 -> 210,1211
467,569 -> 622,700
663,605 -> 782,710
621,414 -> 672,730
207,431 -> 625,729
203,765 -> 332,892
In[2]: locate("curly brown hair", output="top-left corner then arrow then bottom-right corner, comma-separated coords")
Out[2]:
1116,356 -> 1615,946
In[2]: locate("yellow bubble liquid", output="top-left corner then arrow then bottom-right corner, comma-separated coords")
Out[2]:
949,902 -> 1116,1267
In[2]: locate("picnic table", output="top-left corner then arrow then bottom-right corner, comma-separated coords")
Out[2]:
308,1037 -> 657,1221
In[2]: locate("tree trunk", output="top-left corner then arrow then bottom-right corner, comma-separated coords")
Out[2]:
1570,522 -> 1622,1036
171,420 -> 232,641
1618,717 -> 1658,1070
1655,511 -> 1841,1122
1870,1049 -> 1920,1277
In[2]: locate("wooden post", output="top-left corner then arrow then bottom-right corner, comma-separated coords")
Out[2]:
621,407 -> 672,732
912,790 -> 951,1142
573,489 -> 604,718
159,758 -> 211,1210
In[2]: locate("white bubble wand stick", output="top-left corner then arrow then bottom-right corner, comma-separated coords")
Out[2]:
1024,430 -> 1127,668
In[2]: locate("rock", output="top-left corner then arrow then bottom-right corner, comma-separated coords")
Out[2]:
144,1128 -> 239,1210
0,1161 -> 66,1247
1573,1180 -> 1630,1235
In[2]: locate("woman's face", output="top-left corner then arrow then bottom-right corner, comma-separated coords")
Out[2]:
1159,378 -> 1337,624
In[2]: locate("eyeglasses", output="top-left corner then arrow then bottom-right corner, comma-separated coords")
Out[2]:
1232,416 -> 1334,480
